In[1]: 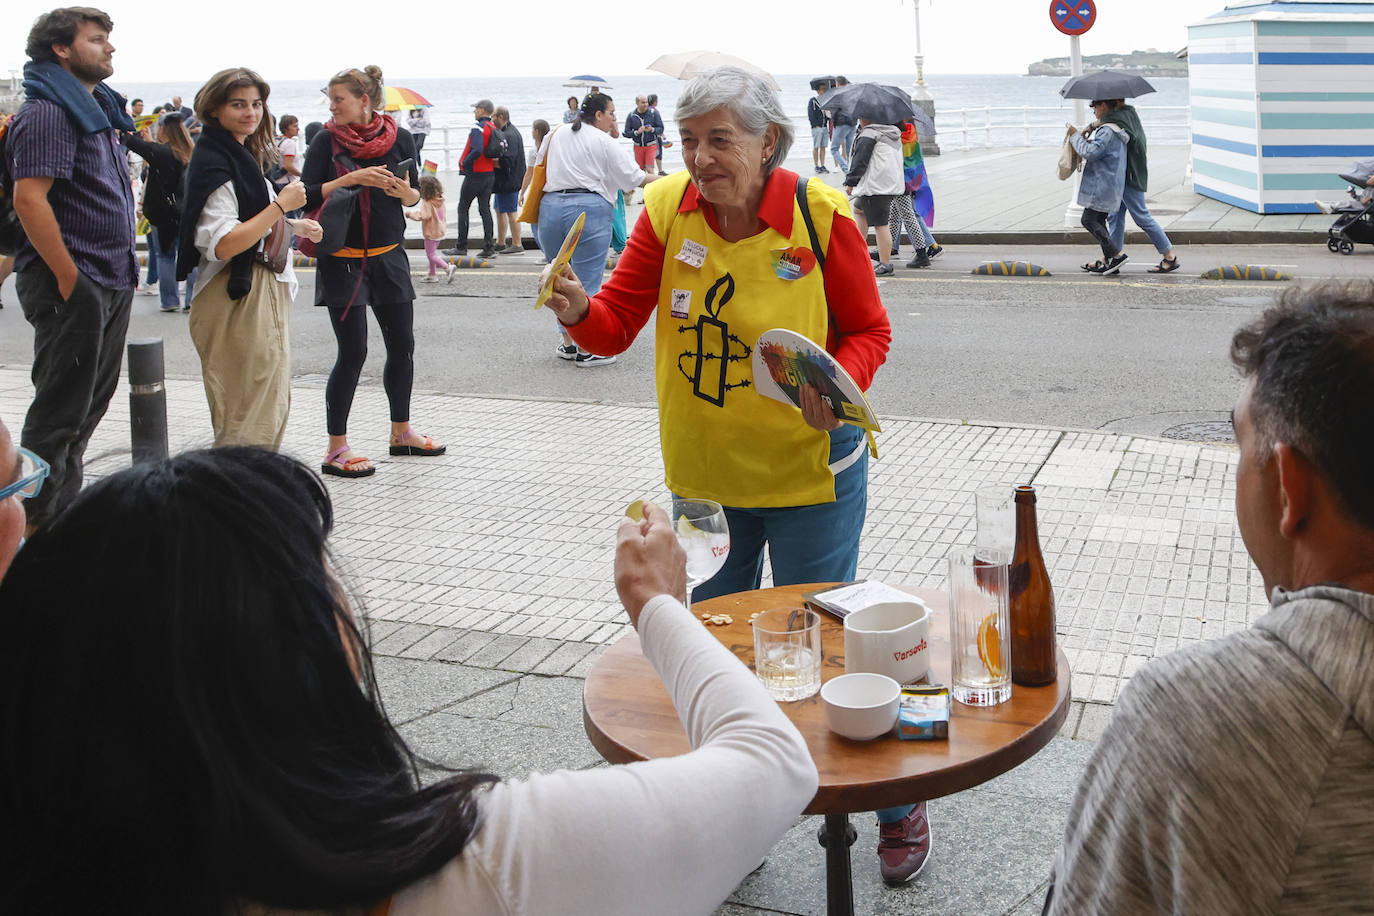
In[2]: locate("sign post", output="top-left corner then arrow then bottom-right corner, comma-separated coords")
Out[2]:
1051,0 -> 1097,226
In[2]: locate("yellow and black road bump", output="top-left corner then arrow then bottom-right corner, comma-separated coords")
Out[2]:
447,255 -> 494,269
972,261 -> 1052,277
1201,265 -> 1291,281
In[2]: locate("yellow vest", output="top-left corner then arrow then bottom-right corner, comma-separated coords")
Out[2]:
644,171 -> 853,508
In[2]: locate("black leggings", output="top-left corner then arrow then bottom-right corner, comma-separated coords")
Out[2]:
1081,207 -> 1114,259
325,300 -> 415,436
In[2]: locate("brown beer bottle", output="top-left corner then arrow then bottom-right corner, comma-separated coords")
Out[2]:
1009,485 -> 1057,686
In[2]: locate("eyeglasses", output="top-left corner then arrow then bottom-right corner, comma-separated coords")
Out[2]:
0,448 -> 49,502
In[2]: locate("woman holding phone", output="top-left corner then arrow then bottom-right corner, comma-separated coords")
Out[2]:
303,65 -> 444,479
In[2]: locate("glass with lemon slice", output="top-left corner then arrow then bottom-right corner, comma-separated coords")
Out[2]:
947,549 -> 1013,707
627,497 -> 729,611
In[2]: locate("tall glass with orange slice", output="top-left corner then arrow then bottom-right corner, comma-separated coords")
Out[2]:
947,549 -> 1012,707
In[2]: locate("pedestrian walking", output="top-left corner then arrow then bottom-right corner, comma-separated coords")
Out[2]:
407,175 -> 454,282
178,67 -> 320,451
520,118 -> 550,256
491,105 -> 525,253
406,107 -> 431,160
883,120 -> 940,268
7,6 -> 137,534
120,113 -> 196,310
625,94 -> 663,176
305,64 -> 445,478
648,93 -> 668,175
456,99 -> 500,259
1068,100 -> 1129,275
844,119 -> 904,276
829,75 -> 855,172
807,80 -> 830,173
534,92 -> 659,367
1099,100 -> 1179,273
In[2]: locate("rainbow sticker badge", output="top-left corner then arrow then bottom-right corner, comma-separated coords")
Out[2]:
771,247 -> 817,281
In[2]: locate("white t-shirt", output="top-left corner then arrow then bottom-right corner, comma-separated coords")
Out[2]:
535,124 -> 645,205
391,594 -> 818,915
278,136 -> 299,178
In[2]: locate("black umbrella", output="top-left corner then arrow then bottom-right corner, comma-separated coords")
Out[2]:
818,83 -> 934,134
1059,70 -> 1157,101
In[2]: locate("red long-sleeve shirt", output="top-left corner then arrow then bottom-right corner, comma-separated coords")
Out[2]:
564,168 -> 891,389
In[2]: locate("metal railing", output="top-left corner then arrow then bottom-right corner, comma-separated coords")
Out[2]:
939,105 -> 1191,151
420,106 -> 1194,168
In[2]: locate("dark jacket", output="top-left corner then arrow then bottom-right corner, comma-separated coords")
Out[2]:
807,97 -> 827,129
301,128 -> 419,249
492,123 -> 526,195
460,118 -> 497,174
624,108 -> 663,147
121,132 -> 186,254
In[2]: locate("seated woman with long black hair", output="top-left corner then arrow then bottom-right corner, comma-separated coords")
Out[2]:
0,447 -> 817,914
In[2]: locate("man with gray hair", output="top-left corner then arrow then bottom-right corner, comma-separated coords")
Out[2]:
1046,281 -> 1374,913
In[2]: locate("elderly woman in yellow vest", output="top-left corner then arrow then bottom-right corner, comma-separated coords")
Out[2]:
542,67 -> 916,881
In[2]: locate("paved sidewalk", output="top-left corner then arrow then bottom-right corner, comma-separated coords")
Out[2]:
0,367 -> 1263,914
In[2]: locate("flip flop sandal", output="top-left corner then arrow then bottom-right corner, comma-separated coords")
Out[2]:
1081,260 -> 1104,272
389,428 -> 447,457
321,444 -> 376,478
1148,257 -> 1181,273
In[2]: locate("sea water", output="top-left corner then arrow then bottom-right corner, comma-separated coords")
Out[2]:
106,73 -> 1191,171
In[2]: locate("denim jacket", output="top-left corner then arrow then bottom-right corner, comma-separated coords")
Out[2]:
1070,123 -> 1129,213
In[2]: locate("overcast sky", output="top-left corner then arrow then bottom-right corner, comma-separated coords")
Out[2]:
6,0 -> 1217,82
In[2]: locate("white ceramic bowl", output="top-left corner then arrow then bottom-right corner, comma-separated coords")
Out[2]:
820,673 -> 901,741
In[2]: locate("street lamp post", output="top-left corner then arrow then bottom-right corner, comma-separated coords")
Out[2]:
908,0 -> 940,154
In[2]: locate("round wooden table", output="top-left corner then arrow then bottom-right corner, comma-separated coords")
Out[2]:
582,584 -> 1072,916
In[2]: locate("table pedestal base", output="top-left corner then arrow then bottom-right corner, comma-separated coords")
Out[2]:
817,813 -> 857,916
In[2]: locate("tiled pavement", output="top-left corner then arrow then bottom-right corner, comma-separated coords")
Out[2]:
0,366 -> 1264,914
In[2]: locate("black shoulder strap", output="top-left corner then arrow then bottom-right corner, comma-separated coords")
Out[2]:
795,174 -> 825,272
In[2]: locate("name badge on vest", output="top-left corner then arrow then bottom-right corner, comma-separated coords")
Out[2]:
675,239 -> 708,269
771,247 -> 817,281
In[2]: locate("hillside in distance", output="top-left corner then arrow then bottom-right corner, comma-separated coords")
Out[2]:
1027,49 -> 1187,77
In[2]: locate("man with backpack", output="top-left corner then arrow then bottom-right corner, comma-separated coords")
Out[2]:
4,6 -> 136,535
491,106 -> 526,254
455,99 -> 501,260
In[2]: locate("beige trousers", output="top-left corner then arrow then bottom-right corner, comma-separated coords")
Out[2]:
189,262 -> 292,450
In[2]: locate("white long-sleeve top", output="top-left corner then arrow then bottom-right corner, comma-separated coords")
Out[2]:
535,124 -> 645,206
393,594 -> 819,916
192,179 -> 298,302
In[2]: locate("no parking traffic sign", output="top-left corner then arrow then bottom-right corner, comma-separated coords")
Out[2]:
1050,0 -> 1096,35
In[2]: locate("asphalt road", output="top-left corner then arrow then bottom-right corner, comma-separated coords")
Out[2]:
1,243 -> 1365,435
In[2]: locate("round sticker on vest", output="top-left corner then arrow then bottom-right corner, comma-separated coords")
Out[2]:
771,247 -> 817,281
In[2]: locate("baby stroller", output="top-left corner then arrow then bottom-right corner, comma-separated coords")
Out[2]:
1326,171 -> 1374,255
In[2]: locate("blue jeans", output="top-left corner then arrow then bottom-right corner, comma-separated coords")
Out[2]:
145,228 -> 159,285
692,425 -> 868,601
1108,186 -> 1173,256
537,191 -> 614,295
830,124 -> 856,174
153,236 -> 195,310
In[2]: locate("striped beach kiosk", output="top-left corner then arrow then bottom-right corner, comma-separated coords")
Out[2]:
1189,0 -> 1374,213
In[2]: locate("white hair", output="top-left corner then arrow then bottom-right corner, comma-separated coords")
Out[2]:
675,67 -> 794,174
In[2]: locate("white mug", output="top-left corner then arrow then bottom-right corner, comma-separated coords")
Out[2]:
843,600 -> 932,685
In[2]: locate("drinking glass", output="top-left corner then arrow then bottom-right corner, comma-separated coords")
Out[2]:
752,607 -> 823,702
947,549 -> 1012,707
671,496 -> 729,611
974,487 -> 1015,561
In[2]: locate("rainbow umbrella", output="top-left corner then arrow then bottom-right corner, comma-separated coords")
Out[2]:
382,86 -> 433,111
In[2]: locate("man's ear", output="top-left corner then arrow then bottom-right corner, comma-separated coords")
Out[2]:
1273,442 -> 1313,539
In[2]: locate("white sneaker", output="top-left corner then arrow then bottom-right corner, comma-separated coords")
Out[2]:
446,263 -> 457,283
420,275 -> 438,283
1315,200 -> 1334,214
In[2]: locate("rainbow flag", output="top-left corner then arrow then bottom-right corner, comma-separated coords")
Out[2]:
901,122 -> 935,230
422,160 -> 439,178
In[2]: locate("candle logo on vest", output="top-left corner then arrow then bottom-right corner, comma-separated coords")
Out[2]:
677,273 -> 752,408
770,246 -> 817,281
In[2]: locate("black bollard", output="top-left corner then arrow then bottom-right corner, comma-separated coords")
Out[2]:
127,338 -> 168,464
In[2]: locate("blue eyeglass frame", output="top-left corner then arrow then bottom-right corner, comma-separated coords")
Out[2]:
0,447 -> 49,501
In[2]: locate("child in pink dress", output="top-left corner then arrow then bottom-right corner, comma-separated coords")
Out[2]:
407,175 -> 454,282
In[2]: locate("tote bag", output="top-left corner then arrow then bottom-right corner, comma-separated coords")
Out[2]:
518,127 -> 561,225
